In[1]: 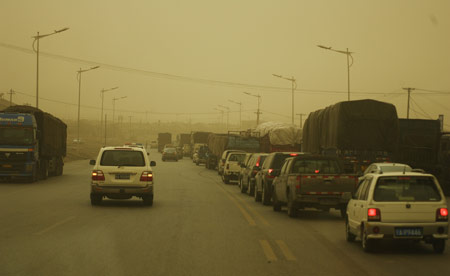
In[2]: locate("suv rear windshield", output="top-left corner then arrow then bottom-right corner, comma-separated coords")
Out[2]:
101,150 -> 145,166
373,176 -> 441,202
292,158 -> 341,174
272,154 -> 296,169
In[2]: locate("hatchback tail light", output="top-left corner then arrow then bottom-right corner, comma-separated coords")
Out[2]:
436,208 -> 449,222
367,208 -> 381,221
140,171 -> 153,182
92,170 -> 105,181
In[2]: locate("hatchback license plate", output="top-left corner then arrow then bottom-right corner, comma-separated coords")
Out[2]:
115,174 -> 130,180
395,227 -> 423,237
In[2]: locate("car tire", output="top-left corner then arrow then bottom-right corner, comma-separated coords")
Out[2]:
248,179 -> 255,196
432,239 -> 446,254
345,219 -> 356,242
262,183 -> 271,205
287,193 -> 297,218
272,192 -> 282,212
361,226 -> 376,252
254,185 -> 262,202
142,195 -> 153,206
90,194 -> 102,206
340,206 -> 347,219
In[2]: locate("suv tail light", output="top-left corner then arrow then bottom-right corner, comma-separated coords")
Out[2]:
92,170 -> 105,181
267,168 -> 275,178
140,171 -> 153,182
368,208 -> 381,221
436,208 -> 448,222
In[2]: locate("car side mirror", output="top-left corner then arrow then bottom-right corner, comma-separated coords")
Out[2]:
89,160 -> 96,165
147,152 -> 150,156
150,161 -> 156,166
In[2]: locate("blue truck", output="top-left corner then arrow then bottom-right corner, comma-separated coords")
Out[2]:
0,105 -> 66,182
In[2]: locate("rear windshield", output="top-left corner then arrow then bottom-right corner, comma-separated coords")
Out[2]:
164,148 -> 176,153
373,176 -> 441,202
228,154 -> 246,162
101,150 -> 145,166
272,154 -> 294,169
292,159 -> 341,174
380,165 -> 412,173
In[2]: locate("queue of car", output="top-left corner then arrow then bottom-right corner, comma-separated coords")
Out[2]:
193,149 -> 449,254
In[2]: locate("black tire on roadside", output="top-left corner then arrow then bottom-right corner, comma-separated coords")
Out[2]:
262,183 -> 271,205
361,226 -> 377,252
142,195 -> 153,206
287,194 -> 297,218
272,192 -> 282,212
90,194 -> 102,206
345,219 -> 356,242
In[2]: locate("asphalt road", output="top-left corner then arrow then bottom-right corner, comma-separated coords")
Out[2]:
1,149 -> 449,276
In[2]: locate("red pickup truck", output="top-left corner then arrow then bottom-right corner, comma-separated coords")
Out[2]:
272,155 -> 358,218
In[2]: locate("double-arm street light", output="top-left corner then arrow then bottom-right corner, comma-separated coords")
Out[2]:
100,86 -> 119,142
76,66 -> 100,144
228,100 -> 242,129
218,105 -> 230,131
32,27 -> 69,108
112,96 -> 127,136
272,74 -> 297,125
243,92 -> 261,126
213,108 -> 225,126
317,45 -> 354,101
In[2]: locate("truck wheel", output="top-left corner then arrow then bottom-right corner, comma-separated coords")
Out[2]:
432,239 -> 446,254
39,161 -> 48,180
27,166 -> 38,183
142,195 -> 153,206
90,194 -> 102,206
287,194 -> 297,218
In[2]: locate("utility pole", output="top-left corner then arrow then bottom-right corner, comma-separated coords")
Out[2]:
243,92 -> 262,127
272,74 -> 297,124
403,87 -> 415,119
8,89 -> 15,106
296,113 -> 306,128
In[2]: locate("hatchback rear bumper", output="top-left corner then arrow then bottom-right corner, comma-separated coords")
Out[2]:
365,222 -> 448,240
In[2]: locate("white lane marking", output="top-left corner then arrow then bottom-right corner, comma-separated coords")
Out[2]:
34,216 -> 76,235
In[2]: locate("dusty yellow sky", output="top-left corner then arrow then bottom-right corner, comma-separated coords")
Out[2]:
1,0 -> 449,129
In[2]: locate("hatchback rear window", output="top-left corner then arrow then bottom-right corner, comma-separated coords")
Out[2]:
373,176 -> 441,202
228,154 -> 246,162
101,150 -> 145,166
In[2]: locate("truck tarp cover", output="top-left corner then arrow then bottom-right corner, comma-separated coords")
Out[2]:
255,122 -> 302,145
207,133 -> 260,156
303,99 -> 398,153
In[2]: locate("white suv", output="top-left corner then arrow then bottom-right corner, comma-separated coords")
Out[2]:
346,172 -> 448,253
222,152 -> 247,184
89,146 -> 156,206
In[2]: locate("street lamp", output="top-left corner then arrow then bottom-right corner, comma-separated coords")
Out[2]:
100,86 -> 119,142
214,108 -> 225,126
76,65 -> 99,145
272,74 -> 296,125
243,92 -> 262,126
112,96 -> 127,137
218,105 -> 230,131
228,100 -> 242,129
317,45 -> 354,101
32,27 -> 69,109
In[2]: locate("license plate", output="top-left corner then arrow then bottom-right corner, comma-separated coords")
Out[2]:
395,227 -> 423,237
115,174 -> 130,180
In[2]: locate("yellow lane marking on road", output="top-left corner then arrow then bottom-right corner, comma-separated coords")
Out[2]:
234,196 -> 270,226
221,190 -> 256,226
276,240 -> 297,261
34,216 -> 76,235
259,240 -> 278,262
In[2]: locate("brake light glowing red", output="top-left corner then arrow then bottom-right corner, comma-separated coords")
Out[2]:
314,170 -> 319,174
92,170 -> 105,181
267,168 -> 275,178
290,153 -> 298,156
368,208 -> 381,221
140,171 -> 153,182
437,208 -> 448,221
256,158 -> 260,167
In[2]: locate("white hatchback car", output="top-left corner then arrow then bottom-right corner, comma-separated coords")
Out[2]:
222,152 -> 247,184
346,172 -> 448,253
89,146 -> 156,206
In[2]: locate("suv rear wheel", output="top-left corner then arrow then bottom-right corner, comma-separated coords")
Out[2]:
142,195 -> 153,206
345,219 -> 356,242
90,194 -> 102,206
262,182 -> 271,205
432,239 -> 446,254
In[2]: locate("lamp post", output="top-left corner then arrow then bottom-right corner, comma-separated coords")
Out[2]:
112,96 -> 127,137
214,108 -> 225,127
76,65 -> 99,145
218,105 -> 230,131
228,100 -> 242,129
243,92 -> 261,126
100,86 -> 119,142
272,74 -> 296,125
317,45 -> 354,101
296,113 -> 306,129
32,27 -> 69,109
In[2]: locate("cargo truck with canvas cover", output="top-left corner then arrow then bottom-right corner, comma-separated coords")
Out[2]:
256,122 -> 302,152
396,119 -> 441,174
157,132 -> 171,152
302,99 -> 399,174
0,105 -> 66,181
